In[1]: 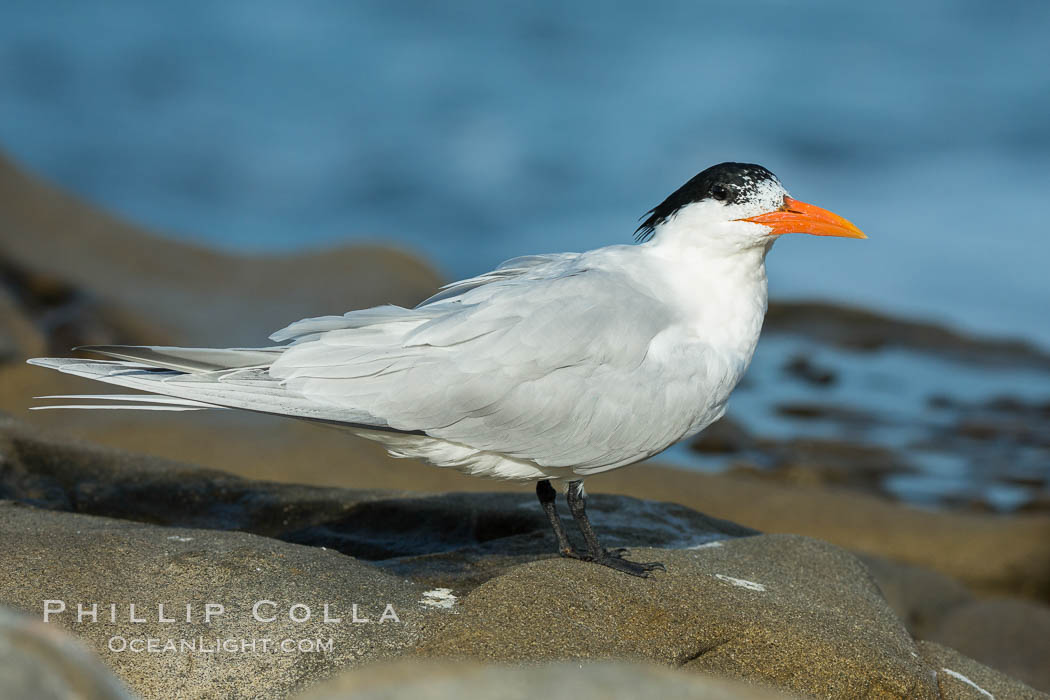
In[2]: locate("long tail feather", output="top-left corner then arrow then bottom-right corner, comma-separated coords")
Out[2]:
25,357 -> 395,429
31,405 -> 206,411
31,394 -> 219,411
76,345 -> 283,373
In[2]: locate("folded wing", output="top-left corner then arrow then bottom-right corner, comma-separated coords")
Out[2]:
270,264 -> 676,469
29,251 -> 682,469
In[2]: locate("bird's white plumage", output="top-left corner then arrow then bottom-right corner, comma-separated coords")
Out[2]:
266,241 -> 768,477
28,167 -> 790,482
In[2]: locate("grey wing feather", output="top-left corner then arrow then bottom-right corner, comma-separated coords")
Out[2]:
269,260 -> 677,469
266,253 -> 579,345
416,254 -> 577,306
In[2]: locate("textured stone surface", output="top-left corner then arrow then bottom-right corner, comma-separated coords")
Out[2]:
587,466 -> 1050,602
419,536 -> 940,699
925,598 -> 1050,693
858,553 -> 974,639
918,641 -> 1046,700
0,416 -> 755,594
1,416 -> 1047,699
0,503 -> 425,700
0,606 -> 133,700
295,660 -> 798,700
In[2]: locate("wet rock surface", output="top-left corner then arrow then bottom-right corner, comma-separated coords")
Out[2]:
688,373 -> 1050,514
765,300 -> 1050,371
726,436 -> 912,493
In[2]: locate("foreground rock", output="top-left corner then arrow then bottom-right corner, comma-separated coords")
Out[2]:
924,598 -> 1050,693
918,641 -> 1046,700
0,416 -> 756,593
6,504 -> 1043,700
0,606 -> 133,700
6,391 -> 1050,605
1,418 -> 1048,698
0,503 -> 425,700
590,464 -> 1050,602
296,660 -> 796,700
419,536 -> 940,699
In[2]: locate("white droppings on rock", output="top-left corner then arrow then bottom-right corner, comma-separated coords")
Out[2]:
688,541 -> 723,550
421,588 -> 458,609
941,668 -> 994,699
714,574 -> 766,592
166,535 -> 193,542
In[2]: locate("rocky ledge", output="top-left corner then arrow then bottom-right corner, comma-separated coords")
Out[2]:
0,418 -> 1046,700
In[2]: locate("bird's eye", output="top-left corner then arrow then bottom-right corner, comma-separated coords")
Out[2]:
711,185 -> 730,201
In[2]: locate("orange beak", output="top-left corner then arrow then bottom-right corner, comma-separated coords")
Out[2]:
737,196 -> 866,239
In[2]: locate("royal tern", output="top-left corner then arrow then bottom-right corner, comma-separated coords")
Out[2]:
29,162 -> 865,577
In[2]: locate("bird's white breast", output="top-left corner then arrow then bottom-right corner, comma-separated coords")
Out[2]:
609,242 -> 769,440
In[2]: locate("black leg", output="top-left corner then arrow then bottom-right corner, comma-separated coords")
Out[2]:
536,479 -> 579,558
565,480 -> 665,578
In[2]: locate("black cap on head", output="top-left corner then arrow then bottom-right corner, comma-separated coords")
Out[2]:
635,162 -> 779,242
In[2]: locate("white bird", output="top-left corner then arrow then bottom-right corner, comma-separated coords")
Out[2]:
28,162 -> 865,577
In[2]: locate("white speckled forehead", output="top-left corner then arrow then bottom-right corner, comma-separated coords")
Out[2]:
745,174 -> 788,213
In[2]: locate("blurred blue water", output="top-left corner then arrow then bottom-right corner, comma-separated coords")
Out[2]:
1,1 -> 1049,345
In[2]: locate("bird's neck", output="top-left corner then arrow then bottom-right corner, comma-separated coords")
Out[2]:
644,236 -> 771,358
647,234 -> 771,300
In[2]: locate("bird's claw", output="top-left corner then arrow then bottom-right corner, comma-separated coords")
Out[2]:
573,549 -> 665,577
592,554 -> 666,578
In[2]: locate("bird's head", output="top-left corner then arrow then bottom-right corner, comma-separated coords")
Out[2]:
635,162 -> 865,252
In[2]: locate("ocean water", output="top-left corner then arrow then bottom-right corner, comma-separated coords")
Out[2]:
0,1 -> 1048,347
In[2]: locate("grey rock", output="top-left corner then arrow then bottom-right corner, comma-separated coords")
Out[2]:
418,535 -> 940,699
925,598 -> 1050,694
0,605 -> 133,700
0,417 -> 755,592
2,417 -> 1046,699
858,554 -> 974,639
0,502 -> 425,700
283,490 -> 756,591
918,641 -> 1047,700
295,659 -> 798,700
